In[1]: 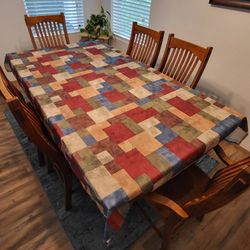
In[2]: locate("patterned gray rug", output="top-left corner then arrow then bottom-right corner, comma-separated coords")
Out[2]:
4,109 -> 217,250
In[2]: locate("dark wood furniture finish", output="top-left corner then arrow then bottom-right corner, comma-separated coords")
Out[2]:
158,34 -> 213,89
144,144 -> 250,249
0,67 -> 72,210
0,67 -> 46,166
126,22 -> 164,67
25,12 -> 70,50
210,0 -> 250,10
0,67 -> 27,104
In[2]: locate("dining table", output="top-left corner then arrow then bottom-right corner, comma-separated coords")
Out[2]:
5,40 -> 248,241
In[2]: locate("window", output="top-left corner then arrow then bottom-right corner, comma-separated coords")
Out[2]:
23,0 -> 84,33
112,0 -> 152,40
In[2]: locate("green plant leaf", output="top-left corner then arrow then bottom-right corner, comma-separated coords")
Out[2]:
80,5 -> 111,37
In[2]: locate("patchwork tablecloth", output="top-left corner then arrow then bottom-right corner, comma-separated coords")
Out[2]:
5,40 -> 247,232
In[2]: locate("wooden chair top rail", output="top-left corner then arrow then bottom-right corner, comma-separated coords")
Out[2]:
132,22 -> 164,40
24,12 -> 66,25
167,34 -> 211,61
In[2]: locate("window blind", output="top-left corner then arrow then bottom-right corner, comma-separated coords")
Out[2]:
112,0 -> 152,40
23,0 -> 84,33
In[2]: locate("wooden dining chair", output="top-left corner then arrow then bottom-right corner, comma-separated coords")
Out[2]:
141,144 -> 250,249
127,22 -> 164,67
25,12 -> 70,50
0,66 -> 46,165
0,67 -> 27,104
0,68 -> 72,210
158,34 -> 213,89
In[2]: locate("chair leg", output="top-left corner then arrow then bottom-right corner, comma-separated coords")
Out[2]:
161,214 -> 183,250
47,159 -> 54,174
52,161 -> 73,211
37,149 -> 45,166
64,171 -> 72,211
196,215 -> 204,222
136,201 -> 163,238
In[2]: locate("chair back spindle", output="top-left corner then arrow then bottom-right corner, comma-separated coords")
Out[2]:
185,157 -> 250,216
127,22 -> 164,67
158,34 -> 213,88
25,12 -> 70,50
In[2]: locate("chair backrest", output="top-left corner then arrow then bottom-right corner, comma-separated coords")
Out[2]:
0,66 -> 27,102
25,12 -> 70,50
158,34 -> 213,89
0,66 -> 32,109
126,22 -> 164,67
0,67 -> 67,171
185,156 -> 250,216
0,68 -> 13,100
7,97 -> 62,162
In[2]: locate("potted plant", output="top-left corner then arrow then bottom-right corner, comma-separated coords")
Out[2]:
79,6 -> 112,43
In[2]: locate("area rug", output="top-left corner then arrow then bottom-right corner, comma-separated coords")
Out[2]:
4,109 -> 217,250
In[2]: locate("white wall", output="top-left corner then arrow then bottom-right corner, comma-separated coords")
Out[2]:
103,0 -> 250,149
0,0 -> 31,76
85,0 -> 101,20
